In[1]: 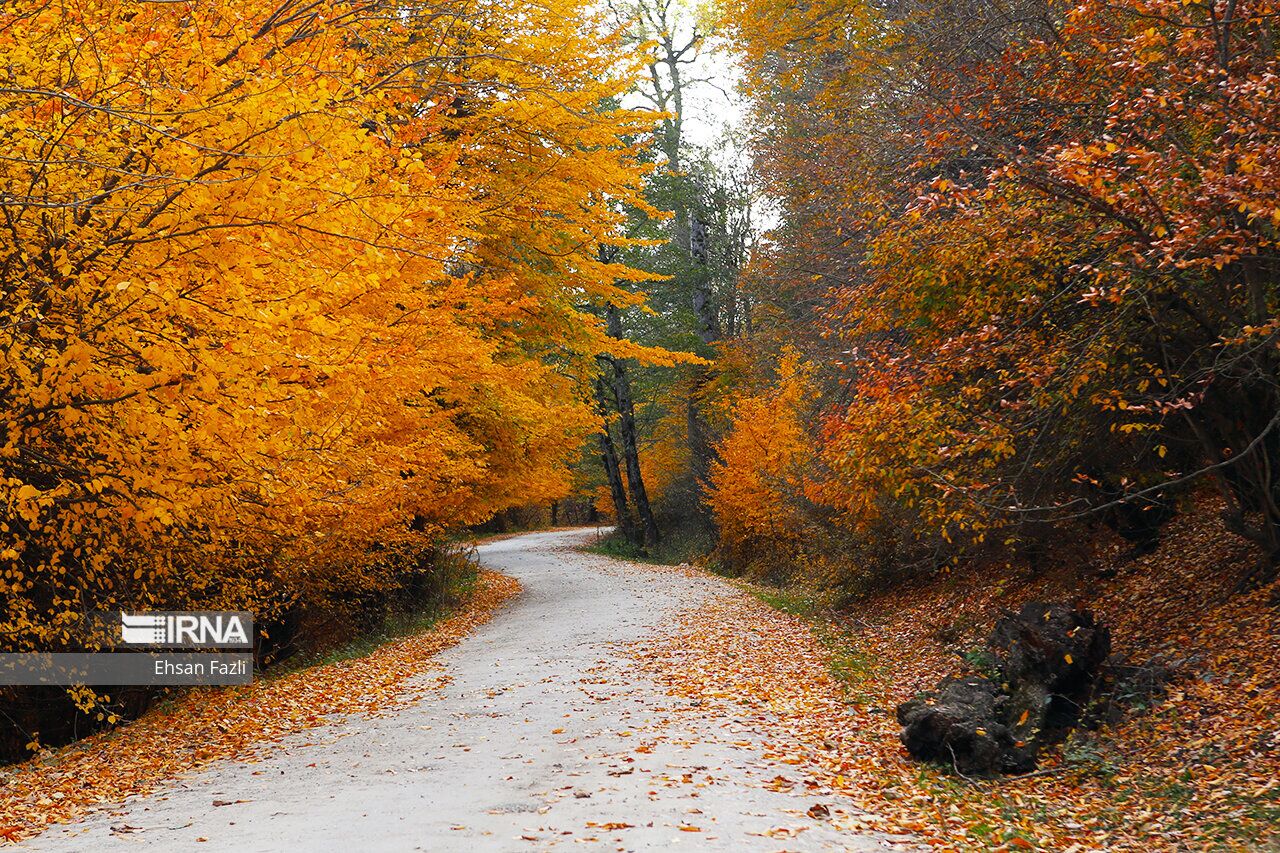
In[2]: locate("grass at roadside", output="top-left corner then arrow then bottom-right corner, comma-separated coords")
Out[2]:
285,561 -> 481,671
733,582 -> 884,703
582,523 -> 715,568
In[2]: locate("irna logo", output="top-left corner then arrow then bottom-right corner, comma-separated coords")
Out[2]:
119,612 -> 253,648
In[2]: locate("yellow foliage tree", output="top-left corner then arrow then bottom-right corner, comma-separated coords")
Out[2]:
0,0 -> 659,651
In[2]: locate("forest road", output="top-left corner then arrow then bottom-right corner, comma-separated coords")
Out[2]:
18,528 -> 907,852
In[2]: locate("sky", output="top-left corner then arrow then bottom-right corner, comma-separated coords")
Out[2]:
611,0 -> 777,236
679,40 -> 750,152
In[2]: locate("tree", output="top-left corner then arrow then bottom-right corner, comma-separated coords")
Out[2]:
715,0 -> 1280,587
0,0 -> 662,663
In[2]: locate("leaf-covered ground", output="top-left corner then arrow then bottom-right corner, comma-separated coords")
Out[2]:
0,569 -> 521,844
630,510 -> 1279,851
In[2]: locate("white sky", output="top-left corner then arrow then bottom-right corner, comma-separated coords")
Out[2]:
679,40 -> 749,152
613,2 -> 776,235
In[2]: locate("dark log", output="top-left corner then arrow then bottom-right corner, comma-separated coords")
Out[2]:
898,602 -> 1111,775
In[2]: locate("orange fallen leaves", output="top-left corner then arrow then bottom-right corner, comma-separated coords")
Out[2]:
630,507 -> 1279,851
0,570 -> 520,845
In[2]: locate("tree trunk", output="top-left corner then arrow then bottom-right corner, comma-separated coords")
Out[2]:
595,376 -> 638,546
687,215 -> 719,515
604,305 -> 660,548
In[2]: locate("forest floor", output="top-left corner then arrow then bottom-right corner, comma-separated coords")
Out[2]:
1,529 -> 915,852
640,504 -> 1279,851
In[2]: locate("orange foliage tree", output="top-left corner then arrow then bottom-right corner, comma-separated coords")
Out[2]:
708,349 -> 817,565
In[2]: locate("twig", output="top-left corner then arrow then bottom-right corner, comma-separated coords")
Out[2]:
1005,767 -> 1064,780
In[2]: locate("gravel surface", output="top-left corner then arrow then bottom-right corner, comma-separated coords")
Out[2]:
18,528 -> 901,852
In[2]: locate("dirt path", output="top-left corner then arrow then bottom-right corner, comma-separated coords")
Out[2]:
17,529 -> 902,852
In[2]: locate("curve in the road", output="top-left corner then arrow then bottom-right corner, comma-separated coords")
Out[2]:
17,528 -> 899,852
